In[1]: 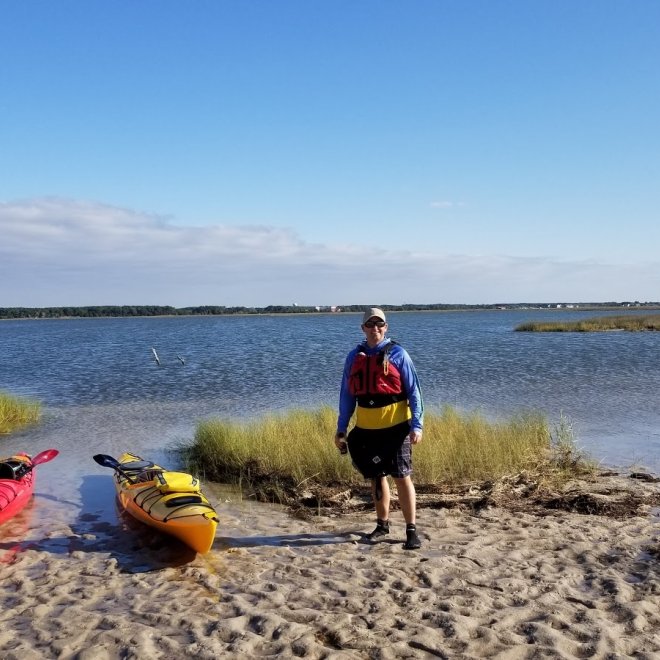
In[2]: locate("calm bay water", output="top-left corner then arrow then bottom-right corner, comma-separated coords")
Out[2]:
1,309 -> 659,479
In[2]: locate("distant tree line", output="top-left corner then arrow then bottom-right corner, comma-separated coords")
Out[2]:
1,301 -> 658,320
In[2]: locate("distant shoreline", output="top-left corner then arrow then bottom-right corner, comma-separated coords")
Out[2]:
2,302 -> 659,321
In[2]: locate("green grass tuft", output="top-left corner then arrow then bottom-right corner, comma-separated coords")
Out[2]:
515,314 -> 660,332
185,405 -> 591,496
0,391 -> 41,434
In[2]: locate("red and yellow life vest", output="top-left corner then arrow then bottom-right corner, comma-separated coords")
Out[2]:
348,342 -> 411,430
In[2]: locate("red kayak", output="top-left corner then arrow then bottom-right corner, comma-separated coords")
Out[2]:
0,450 -> 59,526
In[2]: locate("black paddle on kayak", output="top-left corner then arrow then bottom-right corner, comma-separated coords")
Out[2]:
92,453 -> 138,483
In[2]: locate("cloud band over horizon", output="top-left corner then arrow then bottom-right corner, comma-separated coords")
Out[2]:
1,198 -> 657,307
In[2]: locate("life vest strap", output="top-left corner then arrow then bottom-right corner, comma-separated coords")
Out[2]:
356,392 -> 407,408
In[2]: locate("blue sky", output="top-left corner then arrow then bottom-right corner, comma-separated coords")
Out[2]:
1,1 -> 659,307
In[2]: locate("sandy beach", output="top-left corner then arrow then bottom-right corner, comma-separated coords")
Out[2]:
2,474 -> 660,659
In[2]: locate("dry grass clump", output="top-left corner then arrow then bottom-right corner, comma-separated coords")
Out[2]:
186,407 -> 360,490
516,314 -> 660,332
413,406 -> 550,485
186,405 -> 590,497
0,391 -> 41,434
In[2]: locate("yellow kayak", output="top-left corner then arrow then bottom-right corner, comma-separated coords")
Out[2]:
94,452 -> 219,554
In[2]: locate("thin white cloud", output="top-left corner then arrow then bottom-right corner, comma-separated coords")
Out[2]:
1,198 -> 657,307
430,201 -> 466,208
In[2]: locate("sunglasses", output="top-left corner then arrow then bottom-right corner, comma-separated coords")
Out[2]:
364,320 -> 386,328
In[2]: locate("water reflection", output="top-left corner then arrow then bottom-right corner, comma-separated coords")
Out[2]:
1,311 -> 659,478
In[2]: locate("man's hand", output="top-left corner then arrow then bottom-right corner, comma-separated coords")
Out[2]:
409,429 -> 422,445
335,432 -> 348,454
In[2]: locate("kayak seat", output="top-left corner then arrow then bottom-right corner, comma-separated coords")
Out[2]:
0,462 -> 16,479
0,460 -> 28,480
122,460 -> 155,471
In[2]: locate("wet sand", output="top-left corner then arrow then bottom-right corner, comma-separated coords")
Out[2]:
2,476 -> 660,659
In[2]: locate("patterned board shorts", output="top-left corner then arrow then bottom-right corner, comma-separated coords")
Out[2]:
347,422 -> 412,479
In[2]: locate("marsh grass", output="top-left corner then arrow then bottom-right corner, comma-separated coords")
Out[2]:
186,405 -> 592,500
414,406 -> 551,484
0,391 -> 41,434
515,314 -> 660,332
185,407 -> 361,499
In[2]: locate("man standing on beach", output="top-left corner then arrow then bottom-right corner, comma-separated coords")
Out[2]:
335,307 -> 424,550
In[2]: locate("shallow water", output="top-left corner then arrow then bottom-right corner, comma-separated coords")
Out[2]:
1,310 -> 659,552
